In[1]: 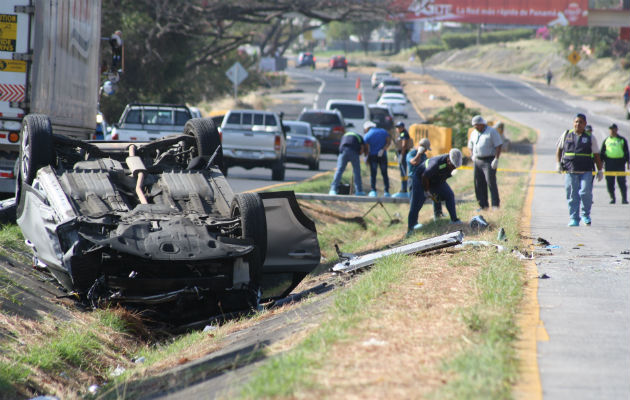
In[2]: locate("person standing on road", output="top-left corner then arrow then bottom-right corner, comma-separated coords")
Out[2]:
407,149 -> 463,234
468,115 -> 503,210
408,137 -> 444,220
546,69 -> 553,86
556,113 -> 604,226
623,84 -> 630,107
329,130 -> 367,196
600,123 -> 629,204
363,120 -> 391,197
393,121 -> 413,198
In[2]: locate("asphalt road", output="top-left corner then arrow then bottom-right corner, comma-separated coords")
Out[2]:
417,67 -> 630,399
226,66 -> 424,193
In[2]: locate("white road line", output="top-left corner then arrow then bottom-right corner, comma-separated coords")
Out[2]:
287,70 -> 326,109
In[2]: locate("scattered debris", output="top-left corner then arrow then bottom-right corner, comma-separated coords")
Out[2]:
335,244 -> 357,262
621,250 -> 630,255
110,365 -> 126,377
538,273 -> 550,279
458,240 -> 505,253
361,338 -> 388,347
203,325 -> 218,333
536,237 -> 551,246
513,249 -> 534,260
469,215 -> 489,230
546,245 -> 560,249
134,356 -> 146,364
29,397 -> 59,400
497,227 -> 507,241
88,385 -> 100,395
333,231 -> 464,274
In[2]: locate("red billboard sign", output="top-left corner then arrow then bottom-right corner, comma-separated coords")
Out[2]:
394,0 -> 589,26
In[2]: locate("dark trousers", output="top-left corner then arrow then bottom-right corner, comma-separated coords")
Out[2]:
368,154 -> 389,192
604,159 -> 627,201
474,157 -> 500,208
408,173 -> 457,230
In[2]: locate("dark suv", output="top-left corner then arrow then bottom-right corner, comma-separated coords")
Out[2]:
329,55 -> 348,72
297,52 -> 316,68
297,109 -> 345,154
368,104 -> 394,131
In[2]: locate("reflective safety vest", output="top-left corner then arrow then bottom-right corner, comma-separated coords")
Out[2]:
561,129 -> 594,172
604,136 -> 624,159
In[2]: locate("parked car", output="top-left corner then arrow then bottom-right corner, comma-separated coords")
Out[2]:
296,52 -> 316,68
377,77 -> 402,93
189,106 -> 203,118
368,104 -> 395,131
377,93 -> 409,118
325,99 -> 369,132
283,120 -> 321,170
220,109 -> 287,180
297,109 -> 345,154
329,55 -> 348,72
14,114 -> 320,324
370,71 -> 392,88
110,103 -> 195,142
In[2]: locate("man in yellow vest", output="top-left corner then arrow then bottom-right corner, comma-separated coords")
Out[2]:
600,123 -> 629,204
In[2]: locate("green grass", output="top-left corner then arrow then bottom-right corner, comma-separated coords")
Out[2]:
0,224 -> 30,265
240,254 -> 411,398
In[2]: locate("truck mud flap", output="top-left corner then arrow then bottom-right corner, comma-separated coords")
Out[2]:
259,191 -> 320,275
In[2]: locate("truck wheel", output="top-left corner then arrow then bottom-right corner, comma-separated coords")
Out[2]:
308,159 -> 319,171
184,118 -> 224,171
19,114 -> 54,185
231,193 -> 268,283
271,161 -> 285,181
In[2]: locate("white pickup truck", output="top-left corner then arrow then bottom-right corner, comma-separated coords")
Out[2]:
220,109 -> 287,180
110,104 -> 196,141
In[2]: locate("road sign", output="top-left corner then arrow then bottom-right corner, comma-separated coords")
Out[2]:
226,62 -> 248,85
568,51 -> 581,65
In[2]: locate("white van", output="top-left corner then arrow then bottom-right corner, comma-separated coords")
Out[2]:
325,99 -> 369,131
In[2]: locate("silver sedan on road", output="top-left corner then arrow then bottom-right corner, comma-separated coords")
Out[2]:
283,120 -> 321,170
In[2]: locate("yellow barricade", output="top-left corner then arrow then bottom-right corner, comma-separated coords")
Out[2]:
409,124 -> 452,158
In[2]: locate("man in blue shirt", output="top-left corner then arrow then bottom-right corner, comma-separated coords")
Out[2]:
329,130 -> 367,195
363,120 -> 392,197
407,149 -> 463,233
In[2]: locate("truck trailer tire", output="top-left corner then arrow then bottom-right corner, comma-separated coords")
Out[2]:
271,160 -> 285,181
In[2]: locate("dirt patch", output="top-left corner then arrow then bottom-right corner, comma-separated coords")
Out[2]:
295,250 -> 479,400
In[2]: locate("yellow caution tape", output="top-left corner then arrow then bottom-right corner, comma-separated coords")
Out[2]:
386,161 -> 629,176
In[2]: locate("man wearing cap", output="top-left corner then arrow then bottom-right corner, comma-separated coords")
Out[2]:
393,121 -> 413,198
556,113 -> 604,226
468,115 -> 503,210
407,149 -> 463,233
363,120 -> 392,197
600,123 -> 629,204
408,137 -> 444,219
329,129 -> 367,196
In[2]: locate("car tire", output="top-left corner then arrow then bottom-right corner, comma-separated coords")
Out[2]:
184,118 -> 225,172
271,160 -> 285,181
18,114 -> 54,186
308,159 -> 319,171
231,192 -> 267,285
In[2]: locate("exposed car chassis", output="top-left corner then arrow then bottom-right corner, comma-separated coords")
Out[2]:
15,114 -> 320,323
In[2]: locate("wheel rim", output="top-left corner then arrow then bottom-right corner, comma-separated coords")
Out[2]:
20,125 -> 30,179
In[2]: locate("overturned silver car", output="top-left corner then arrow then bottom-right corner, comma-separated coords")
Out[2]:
15,114 -> 320,322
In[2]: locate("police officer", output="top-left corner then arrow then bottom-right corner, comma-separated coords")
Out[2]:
393,121 -> 412,198
600,123 -> 629,204
329,130 -> 367,196
467,115 -> 503,210
407,149 -> 463,234
555,113 -> 604,226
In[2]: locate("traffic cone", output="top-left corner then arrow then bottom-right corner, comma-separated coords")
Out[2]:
355,77 -> 361,89
357,90 -> 362,101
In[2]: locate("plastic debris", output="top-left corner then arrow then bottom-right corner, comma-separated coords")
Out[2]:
513,249 -> 533,260
538,273 -> 550,279
458,240 -> 505,252
203,325 -> 217,333
536,237 -> 551,246
469,215 -> 489,230
134,356 -> 146,364
361,338 -> 387,347
29,397 -> 59,400
497,227 -> 507,241
88,385 -> 99,395
110,365 -> 126,377
545,245 -> 560,249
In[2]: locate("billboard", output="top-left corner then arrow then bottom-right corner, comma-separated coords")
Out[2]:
395,0 -> 589,26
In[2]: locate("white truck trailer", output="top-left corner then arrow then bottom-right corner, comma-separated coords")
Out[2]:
0,0 -> 101,194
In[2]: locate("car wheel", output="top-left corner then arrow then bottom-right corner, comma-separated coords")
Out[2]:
184,118 -> 225,171
271,161 -> 285,181
18,114 -> 54,186
308,158 -> 319,171
231,192 -> 267,284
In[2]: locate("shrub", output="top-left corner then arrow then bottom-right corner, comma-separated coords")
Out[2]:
387,65 -> 405,73
430,102 -> 480,148
441,28 -> 533,49
414,45 -> 447,62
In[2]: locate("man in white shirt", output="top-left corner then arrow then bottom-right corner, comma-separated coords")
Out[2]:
467,115 -> 503,210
